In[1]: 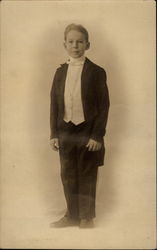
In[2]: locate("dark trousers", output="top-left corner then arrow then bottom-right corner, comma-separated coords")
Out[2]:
58,121 -> 99,220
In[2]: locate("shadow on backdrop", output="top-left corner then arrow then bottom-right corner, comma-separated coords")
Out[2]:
96,33 -> 129,225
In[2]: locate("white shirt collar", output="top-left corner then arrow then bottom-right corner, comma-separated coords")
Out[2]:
67,55 -> 85,65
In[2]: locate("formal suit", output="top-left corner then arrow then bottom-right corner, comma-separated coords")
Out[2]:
50,57 -> 110,219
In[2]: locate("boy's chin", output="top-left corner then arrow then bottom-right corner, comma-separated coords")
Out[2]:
69,53 -> 85,59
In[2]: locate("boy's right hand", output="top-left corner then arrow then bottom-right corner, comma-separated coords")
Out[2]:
50,138 -> 59,151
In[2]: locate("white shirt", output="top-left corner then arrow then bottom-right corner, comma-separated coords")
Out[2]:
64,56 -> 85,125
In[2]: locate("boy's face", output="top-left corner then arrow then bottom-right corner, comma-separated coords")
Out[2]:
64,30 -> 90,58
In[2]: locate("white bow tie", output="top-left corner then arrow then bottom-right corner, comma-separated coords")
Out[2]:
67,61 -> 84,66
67,56 -> 85,66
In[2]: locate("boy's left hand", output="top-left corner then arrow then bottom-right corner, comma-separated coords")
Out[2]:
86,138 -> 102,151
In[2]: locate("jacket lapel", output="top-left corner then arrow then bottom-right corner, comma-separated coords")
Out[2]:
59,63 -> 68,111
81,57 -> 93,104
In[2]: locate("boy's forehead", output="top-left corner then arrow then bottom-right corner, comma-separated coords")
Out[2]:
66,30 -> 86,40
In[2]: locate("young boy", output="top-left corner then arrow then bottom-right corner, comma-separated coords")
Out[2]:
50,24 -> 110,228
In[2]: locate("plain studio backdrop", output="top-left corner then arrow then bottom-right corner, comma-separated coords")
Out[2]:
0,0 -> 156,249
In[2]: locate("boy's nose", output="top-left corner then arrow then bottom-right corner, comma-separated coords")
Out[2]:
72,42 -> 78,48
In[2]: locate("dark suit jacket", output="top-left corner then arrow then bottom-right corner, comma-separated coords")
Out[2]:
50,57 -> 110,142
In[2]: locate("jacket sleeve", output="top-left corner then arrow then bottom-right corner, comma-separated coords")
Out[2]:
90,68 -> 110,142
50,69 -> 59,139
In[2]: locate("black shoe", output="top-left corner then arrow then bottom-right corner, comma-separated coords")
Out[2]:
50,216 -> 79,228
79,219 -> 94,228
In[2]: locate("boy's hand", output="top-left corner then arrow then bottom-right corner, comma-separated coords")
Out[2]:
50,138 -> 59,151
86,138 -> 102,151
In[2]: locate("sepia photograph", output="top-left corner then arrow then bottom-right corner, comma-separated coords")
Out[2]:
0,0 -> 156,249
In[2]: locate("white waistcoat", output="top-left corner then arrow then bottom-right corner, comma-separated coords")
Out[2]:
64,56 -> 85,125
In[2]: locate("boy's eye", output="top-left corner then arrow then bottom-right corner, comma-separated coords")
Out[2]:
68,40 -> 83,44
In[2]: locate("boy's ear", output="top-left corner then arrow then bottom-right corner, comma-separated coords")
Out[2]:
63,42 -> 67,49
86,42 -> 90,50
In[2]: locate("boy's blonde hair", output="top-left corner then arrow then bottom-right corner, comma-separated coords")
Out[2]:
64,23 -> 89,42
